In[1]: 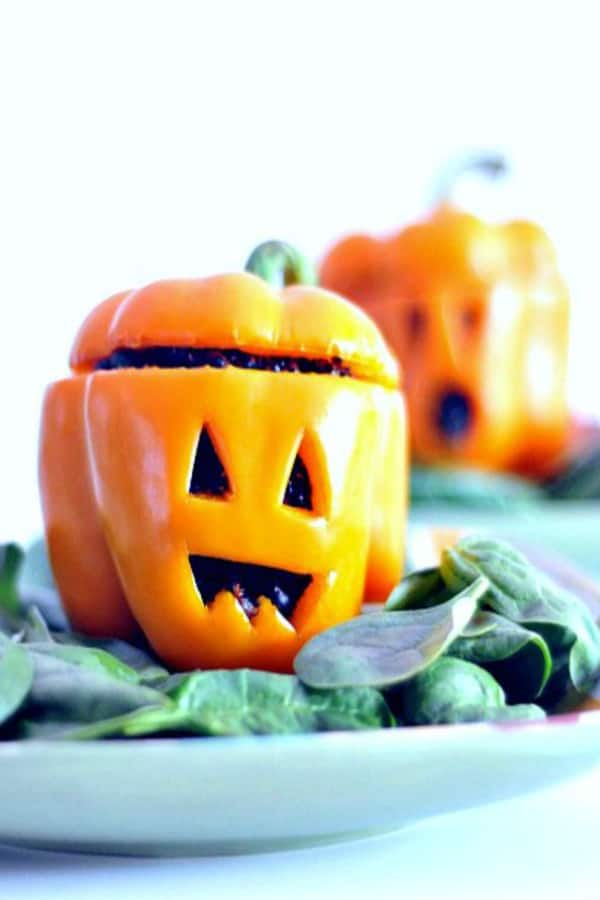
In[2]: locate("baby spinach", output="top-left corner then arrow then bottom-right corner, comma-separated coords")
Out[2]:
448,611 -> 552,702
171,670 -> 394,736
294,577 -> 488,689
398,657 -> 545,726
305,683 -> 395,731
23,606 -> 55,643
544,442 -> 600,500
441,536 -> 600,693
25,650 -> 169,724
0,543 -> 24,621
384,567 -> 452,611
59,670 -> 394,740
1,533 -> 597,741
0,639 -> 34,727
26,642 -> 144,685
51,634 -> 168,684
410,464 -> 543,509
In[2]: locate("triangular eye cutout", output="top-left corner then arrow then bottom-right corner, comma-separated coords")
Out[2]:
283,454 -> 313,510
189,428 -> 230,497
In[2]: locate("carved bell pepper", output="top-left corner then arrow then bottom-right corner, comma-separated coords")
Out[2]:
320,195 -> 570,478
40,242 -> 407,671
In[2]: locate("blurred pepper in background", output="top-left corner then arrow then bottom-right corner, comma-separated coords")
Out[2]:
320,157 -> 570,480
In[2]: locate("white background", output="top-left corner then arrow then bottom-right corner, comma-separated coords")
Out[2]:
0,1 -> 599,539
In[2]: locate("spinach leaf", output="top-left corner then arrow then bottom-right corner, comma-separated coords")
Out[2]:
16,591 -> 169,685
449,611 -> 552,702
294,577 -> 487,690
26,642 -> 143,684
170,670 -> 393,735
410,464 -> 543,509
18,538 -> 68,631
52,634 -> 168,684
0,639 -> 34,727
25,651 -> 169,724
0,544 -> 24,618
384,567 -> 452,611
398,656 -> 545,725
51,705 -> 178,741
305,684 -> 395,731
23,606 -> 54,643
59,670 -> 394,739
544,442 -> 600,500
441,536 -> 600,693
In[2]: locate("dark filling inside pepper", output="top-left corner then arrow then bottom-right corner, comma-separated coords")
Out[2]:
435,389 -> 474,442
189,555 -> 312,621
96,346 -> 351,376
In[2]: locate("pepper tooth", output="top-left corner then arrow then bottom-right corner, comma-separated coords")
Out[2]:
252,595 -> 296,634
209,589 -> 254,631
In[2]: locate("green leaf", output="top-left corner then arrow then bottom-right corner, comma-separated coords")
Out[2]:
0,640 -> 34,727
544,443 -> 600,500
25,651 -> 169,724
410,465 -> 543,509
294,577 -> 488,690
26,642 -> 143,684
53,633 -> 168,683
170,669 -> 386,736
18,538 -> 68,631
60,670 -> 394,740
53,704 -> 178,741
487,704 -> 546,722
384,567 -> 452,611
441,536 -> 600,695
398,656 -> 545,725
0,544 -> 24,618
449,611 -> 553,702
292,684 -> 394,731
23,606 -> 54,643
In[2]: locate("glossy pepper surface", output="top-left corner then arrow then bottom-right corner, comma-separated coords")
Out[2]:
40,243 -> 407,671
320,207 -> 570,478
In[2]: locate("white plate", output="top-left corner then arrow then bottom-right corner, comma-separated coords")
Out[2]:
0,712 -> 599,856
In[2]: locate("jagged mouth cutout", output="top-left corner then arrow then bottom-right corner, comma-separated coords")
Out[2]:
189,555 -> 312,622
187,425 -> 322,623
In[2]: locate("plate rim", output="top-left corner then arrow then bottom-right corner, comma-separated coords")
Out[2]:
1,706 -> 599,758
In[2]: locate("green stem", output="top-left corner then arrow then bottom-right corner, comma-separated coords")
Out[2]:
432,152 -> 509,207
245,241 -> 316,287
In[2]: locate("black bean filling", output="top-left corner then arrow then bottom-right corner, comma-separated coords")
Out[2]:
283,455 -> 312,510
96,346 -> 351,376
189,429 -> 230,497
189,429 -> 312,510
189,555 -> 312,620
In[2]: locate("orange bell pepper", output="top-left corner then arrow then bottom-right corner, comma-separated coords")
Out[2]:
321,191 -> 570,478
40,242 -> 407,671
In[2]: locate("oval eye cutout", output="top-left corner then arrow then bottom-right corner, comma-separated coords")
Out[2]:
460,302 -> 483,335
284,454 -> 313,511
189,428 -> 230,497
405,304 -> 427,341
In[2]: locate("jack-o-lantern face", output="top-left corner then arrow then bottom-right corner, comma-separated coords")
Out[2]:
40,257 -> 406,671
320,209 -> 570,477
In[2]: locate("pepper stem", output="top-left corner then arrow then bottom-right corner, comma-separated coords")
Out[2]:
245,241 -> 316,287
432,152 -> 509,207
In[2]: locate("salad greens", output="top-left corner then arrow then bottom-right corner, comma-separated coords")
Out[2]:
397,657 -> 545,726
1,535 -> 599,740
441,536 -> 600,694
294,578 -> 488,689
410,464 -> 544,509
